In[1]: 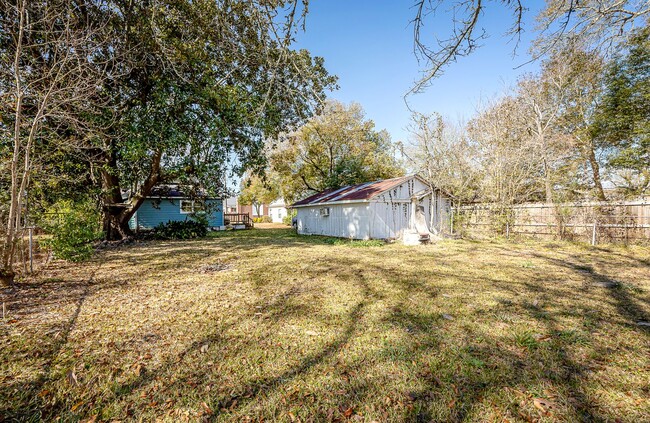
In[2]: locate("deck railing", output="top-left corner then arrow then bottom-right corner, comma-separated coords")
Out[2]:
224,213 -> 254,228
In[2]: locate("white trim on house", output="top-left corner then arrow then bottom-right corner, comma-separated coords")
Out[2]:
179,199 -> 206,214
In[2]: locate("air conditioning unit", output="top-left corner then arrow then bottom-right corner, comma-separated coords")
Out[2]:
320,207 -> 330,217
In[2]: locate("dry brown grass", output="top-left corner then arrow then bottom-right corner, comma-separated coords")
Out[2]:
1,228 -> 649,422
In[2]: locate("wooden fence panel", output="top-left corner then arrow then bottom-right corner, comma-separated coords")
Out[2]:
455,199 -> 650,244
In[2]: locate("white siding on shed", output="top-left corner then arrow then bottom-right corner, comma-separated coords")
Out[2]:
294,175 -> 451,240
297,204 -> 371,239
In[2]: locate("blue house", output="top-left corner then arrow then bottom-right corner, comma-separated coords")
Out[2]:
128,186 -> 224,231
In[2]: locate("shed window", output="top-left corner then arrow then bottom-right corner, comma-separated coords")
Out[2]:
180,200 -> 206,214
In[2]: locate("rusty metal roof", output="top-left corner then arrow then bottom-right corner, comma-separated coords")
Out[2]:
292,175 -> 417,207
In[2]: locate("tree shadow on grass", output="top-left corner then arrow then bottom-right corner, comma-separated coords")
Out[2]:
357,251 -> 646,421
522,249 -> 650,328
81,263 -> 377,421
0,262 -> 104,421
5,236 -> 648,421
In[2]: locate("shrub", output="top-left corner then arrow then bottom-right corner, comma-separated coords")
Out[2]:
252,216 -> 272,223
189,213 -> 210,228
40,199 -> 102,262
153,219 -> 208,240
283,210 -> 296,226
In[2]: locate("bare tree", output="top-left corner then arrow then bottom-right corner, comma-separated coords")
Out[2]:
405,112 -> 480,207
409,0 -> 649,93
515,56 -> 578,204
469,95 -> 542,206
0,0 -> 112,285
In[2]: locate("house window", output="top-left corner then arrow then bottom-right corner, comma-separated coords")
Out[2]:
180,200 -> 206,214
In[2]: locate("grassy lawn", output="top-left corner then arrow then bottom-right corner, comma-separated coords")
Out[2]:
1,227 -> 649,422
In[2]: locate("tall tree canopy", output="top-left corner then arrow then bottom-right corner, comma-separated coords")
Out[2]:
1,0 -> 112,283
90,0 -> 336,239
408,35 -> 650,210
1,0 -> 337,246
1,0 -> 335,282
594,27 -> 650,195
406,113 -> 480,206
270,101 -> 404,203
238,174 -> 280,217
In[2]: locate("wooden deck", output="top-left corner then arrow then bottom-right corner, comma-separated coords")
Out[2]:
224,213 -> 254,228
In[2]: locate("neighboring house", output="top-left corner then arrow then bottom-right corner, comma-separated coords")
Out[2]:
268,199 -> 289,223
238,203 -> 270,218
292,175 -> 451,243
225,197 -> 239,213
128,186 -> 224,231
224,196 -> 271,218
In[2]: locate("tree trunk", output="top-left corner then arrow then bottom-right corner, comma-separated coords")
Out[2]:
587,147 -> 607,201
2,1 -> 26,286
543,158 -> 554,204
0,269 -> 15,287
102,206 -> 135,241
99,149 -> 162,240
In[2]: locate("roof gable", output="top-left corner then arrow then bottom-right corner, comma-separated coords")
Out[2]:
292,175 -> 427,207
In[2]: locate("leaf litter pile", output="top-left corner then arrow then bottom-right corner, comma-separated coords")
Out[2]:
1,228 -> 649,422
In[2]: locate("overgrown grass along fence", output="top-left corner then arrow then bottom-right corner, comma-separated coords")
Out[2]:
454,198 -> 650,245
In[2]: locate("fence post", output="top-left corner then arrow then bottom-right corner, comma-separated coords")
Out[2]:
28,227 -> 33,273
450,209 -> 454,235
591,220 -> 597,246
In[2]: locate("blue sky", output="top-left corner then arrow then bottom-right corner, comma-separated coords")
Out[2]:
294,0 -> 545,143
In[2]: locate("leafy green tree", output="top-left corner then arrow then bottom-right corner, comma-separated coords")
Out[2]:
594,27 -> 650,195
271,101 -> 404,203
238,175 -> 280,217
1,1 -> 335,284
40,199 -> 102,262
86,0 -> 336,240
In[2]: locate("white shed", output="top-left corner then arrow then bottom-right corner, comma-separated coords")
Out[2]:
292,175 -> 451,243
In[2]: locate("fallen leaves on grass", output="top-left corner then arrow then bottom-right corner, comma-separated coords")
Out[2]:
66,369 -> 79,387
132,362 -> 146,377
2,229 -> 649,422
81,415 -> 98,423
200,401 -> 213,415
533,397 -> 555,415
532,333 -> 552,342
197,261 -> 234,273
